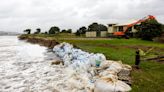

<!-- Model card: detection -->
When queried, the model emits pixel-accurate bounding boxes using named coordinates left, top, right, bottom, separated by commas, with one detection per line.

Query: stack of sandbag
left=53, top=42, right=106, bottom=72
left=53, top=42, right=132, bottom=92
left=95, top=60, right=132, bottom=92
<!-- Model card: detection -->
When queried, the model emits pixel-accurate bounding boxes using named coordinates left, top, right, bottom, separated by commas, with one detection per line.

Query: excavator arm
left=123, top=15, right=156, bottom=33
left=113, top=15, right=156, bottom=37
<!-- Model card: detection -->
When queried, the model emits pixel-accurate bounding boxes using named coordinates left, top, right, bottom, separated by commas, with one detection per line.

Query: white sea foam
left=0, top=36, right=62, bottom=92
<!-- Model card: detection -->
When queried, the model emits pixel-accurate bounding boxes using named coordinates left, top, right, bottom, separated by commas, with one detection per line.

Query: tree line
left=23, top=22, right=108, bottom=36
left=23, top=26, right=72, bottom=35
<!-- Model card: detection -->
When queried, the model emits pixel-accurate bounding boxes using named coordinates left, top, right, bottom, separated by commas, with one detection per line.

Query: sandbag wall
left=53, top=42, right=132, bottom=92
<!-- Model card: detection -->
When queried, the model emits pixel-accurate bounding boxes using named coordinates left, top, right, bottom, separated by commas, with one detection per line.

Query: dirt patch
left=124, top=45, right=152, bottom=50
left=98, top=44, right=151, bottom=50
left=98, top=44, right=120, bottom=49
left=98, top=44, right=164, bottom=52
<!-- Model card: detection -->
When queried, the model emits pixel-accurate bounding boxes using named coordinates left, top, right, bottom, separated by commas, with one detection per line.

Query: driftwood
left=145, top=55, right=164, bottom=62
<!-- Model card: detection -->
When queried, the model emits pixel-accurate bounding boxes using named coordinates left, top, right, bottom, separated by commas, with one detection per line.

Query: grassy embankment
left=20, top=33, right=164, bottom=92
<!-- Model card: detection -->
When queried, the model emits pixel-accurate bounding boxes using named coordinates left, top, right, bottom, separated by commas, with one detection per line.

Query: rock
left=51, top=60, right=62, bottom=65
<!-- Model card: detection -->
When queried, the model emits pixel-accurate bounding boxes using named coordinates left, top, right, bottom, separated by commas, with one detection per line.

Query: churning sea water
left=0, top=36, right=61, bottom=92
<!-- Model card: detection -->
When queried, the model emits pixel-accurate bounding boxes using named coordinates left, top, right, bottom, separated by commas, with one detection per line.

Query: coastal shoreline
left=18, top=35, right=59, bottom=49
left=17, top=34, right=164, bottom=91
left=18, top=35, right=132, bottom=91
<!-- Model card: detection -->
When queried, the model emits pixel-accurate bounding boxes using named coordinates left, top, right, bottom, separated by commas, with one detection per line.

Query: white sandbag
left=67, top=78, right=85, bottom=90
left=78, top=73, right=95, bottom=92
left=99, top=71, right=118, bottom=82
left=107, top=62, right=123, bottom=73
left=94, top=78, right=131, bottom=92
left=85, top=80, right=95, bottom=92
left=122, top=64, right=132, bottom=71
left=100, top=60, right=114, bottom=69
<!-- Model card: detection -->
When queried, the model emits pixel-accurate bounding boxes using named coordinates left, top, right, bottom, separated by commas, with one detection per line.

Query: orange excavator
left=113, top=15, right=156, bottom=38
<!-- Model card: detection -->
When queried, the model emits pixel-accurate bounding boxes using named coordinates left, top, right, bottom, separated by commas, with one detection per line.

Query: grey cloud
left=0, top=0, right=163, bottom=32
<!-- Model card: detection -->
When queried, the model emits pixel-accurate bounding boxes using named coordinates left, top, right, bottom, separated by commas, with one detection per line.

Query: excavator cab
left=113, top=32, right=124, bottom=36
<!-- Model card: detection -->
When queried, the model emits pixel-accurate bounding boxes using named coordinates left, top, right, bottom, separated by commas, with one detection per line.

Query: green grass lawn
left=20, top=34, right=164, bottom=92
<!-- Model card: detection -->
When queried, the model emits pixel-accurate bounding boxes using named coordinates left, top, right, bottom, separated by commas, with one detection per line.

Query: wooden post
left=135, top=49, right=140, bottom=69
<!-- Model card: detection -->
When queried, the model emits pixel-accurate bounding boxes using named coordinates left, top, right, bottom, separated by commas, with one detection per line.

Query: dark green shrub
left=136, top=19, right=163, bottom=40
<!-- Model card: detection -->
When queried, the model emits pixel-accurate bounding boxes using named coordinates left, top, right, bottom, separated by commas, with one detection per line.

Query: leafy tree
left=88, top=22, right=99, bottom=31
left=67, top=29, right=72, bottom=33
left=24, top=29, right=31, bottom=34
left=60, top=29, right=72, bottom=33
left=76, top=29, right=81, bottom=36
left=136, top=19, right=163, bottom=40
left=88, top=22, right=107, bottom=32
left=99, top=24, right=108, bottom=31
left=45, top=31, right=48, bottom=34
left=61, top=29, right=67, bottom=33
left=34, top=28, right=41, bottom=34
left=36, top=28, right=41, bottom=33
left=49, top=26, right=60, bottom=34
left=76, top=26, right=87, bottom=36
left=79, top=26, right=87, bottom=34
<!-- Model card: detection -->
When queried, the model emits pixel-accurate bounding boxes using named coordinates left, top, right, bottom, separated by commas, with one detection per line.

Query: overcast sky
left=0, top=0, right=164, bottom=33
